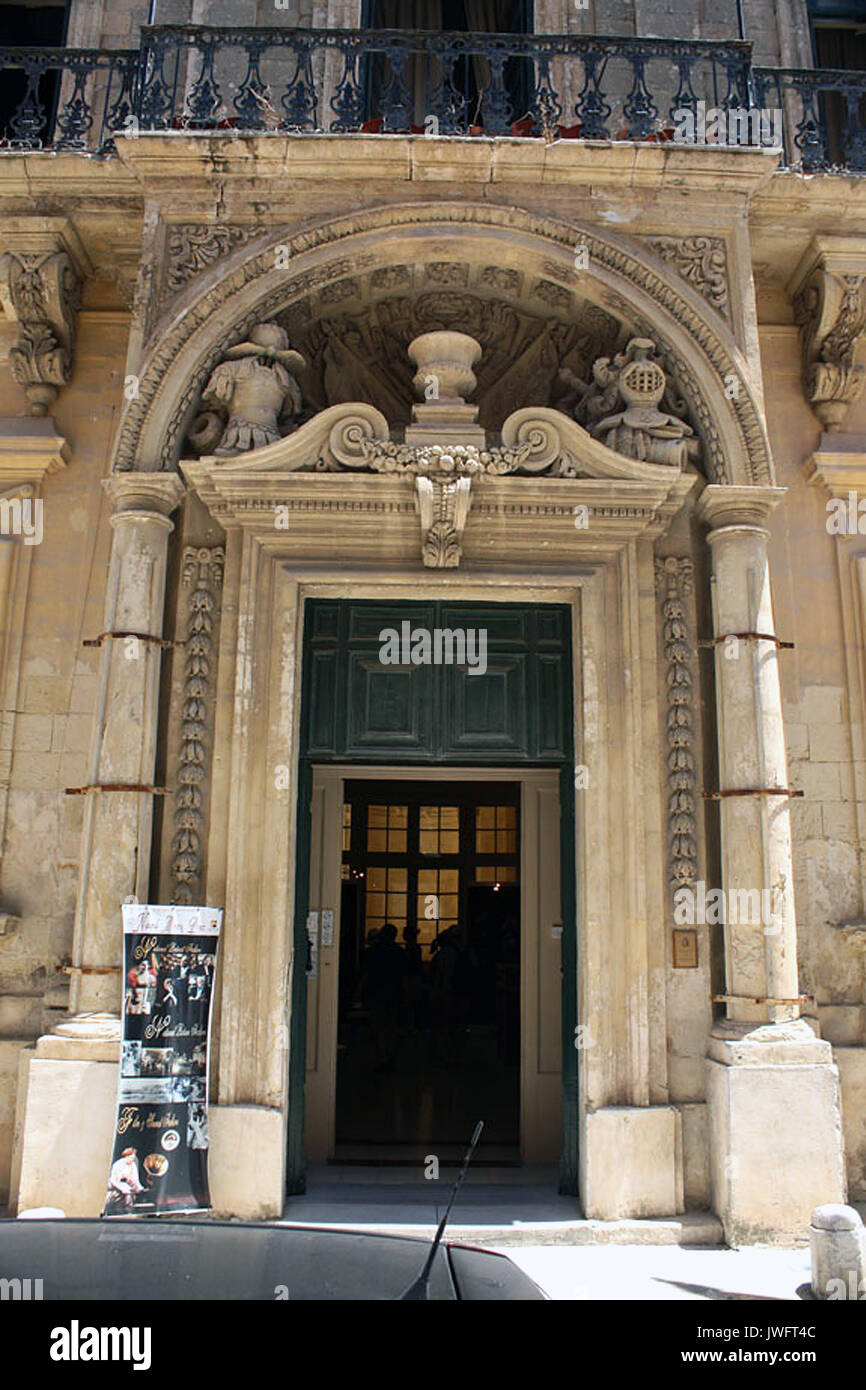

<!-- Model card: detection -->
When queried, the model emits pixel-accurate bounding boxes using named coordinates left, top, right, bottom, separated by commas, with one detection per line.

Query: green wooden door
left=287, top=600, right=578, bottom=1192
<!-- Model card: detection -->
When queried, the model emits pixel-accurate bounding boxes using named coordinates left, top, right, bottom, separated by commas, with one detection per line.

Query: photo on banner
left=103, top=904, right=222, bottom=1216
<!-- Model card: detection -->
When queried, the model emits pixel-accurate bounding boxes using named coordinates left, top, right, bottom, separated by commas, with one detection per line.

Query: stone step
left=279, top=1211, right=725, bottom=1247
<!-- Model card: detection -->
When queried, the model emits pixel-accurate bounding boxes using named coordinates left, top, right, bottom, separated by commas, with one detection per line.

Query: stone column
left=63, top=473, right=185, bottom=1029
left=13, top=472, right=184, bottom=1214
left=697, top=484, right=846, bottom=1244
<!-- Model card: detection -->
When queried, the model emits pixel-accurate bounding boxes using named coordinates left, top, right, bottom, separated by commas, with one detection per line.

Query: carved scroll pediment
left=182, top=327, right=697, bottom=568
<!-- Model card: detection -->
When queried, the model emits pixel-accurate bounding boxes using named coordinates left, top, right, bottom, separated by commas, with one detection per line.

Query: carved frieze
left=655, top=556, right=698, bottom=904
left=171, top=545, right=225, bottom=905
left=646, top=236, right=730, bottom=324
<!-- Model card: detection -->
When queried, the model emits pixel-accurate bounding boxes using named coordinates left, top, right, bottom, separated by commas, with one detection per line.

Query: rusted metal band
left=64, top=784, right=170, bottom=795
left=713, top=993, right=814, bottom=1006
left=83, top=631, right=180, bottom=649
left=698, top=632, right=794, bottom=649
left=60, top=964, right=123, bottom=975
left=702, top=787, right=804, bottom=799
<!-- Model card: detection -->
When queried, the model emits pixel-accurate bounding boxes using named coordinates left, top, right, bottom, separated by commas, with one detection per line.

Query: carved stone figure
left=197, top=323, right=305, bottom=457
left=583, top=338, right=699, bottom=468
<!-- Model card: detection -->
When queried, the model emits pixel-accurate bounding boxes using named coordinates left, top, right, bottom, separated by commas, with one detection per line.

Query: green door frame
left=286, top=598, right=578, bottom=1195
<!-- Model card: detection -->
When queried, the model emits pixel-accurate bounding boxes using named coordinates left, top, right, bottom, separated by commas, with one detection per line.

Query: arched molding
left=113, top=202, right=772, bottom=487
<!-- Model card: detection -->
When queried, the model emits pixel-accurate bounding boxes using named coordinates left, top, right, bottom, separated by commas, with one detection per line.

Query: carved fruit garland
left=656, top=557, right=698, bottom=902
left=171, top=546, right=224, bottom=904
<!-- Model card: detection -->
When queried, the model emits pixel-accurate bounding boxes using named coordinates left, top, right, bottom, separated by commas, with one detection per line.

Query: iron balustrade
left=754, top=65, right=866, bottom=171
left=0, top=26, right=862, bottom=172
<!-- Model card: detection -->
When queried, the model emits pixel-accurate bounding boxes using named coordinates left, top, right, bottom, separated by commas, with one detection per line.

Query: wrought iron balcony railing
left=0, top=26, right=863, bottom=172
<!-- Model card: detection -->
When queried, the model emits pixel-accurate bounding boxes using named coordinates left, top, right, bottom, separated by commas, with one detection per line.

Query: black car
left=0, top=1218, right=547, bottom=1300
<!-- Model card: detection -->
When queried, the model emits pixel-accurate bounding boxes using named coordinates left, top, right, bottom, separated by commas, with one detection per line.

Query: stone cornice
left=114, top=133, right=781, bottom=203
left=0, top=416, right=70, bottom=482
left=805, top=433, right=866, bottom=497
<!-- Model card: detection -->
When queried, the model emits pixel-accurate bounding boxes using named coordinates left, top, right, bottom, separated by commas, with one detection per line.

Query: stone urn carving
left=408, top=330, right=482, bottom=404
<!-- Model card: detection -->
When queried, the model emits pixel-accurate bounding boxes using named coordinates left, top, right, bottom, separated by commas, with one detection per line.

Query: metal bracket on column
left=712, top=993, right=814, bottom=1006
left=59, top=964, right=123, bottom=975
left=702, top=787, right=804, bottom=799
left=82, top=631, right=180, bottom=649
left=698, top=632, right=795, bottom=648
left=64, top=784, right=170, bottom=795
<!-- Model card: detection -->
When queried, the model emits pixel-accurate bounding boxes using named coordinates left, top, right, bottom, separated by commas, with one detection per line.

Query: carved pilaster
left=789, top=238, right=866, bottom=434
left=0, top=221, right=88, bottom=416
left=655, top=556, right=698, bottom=905
left=171, top=546, right=225, bottom=904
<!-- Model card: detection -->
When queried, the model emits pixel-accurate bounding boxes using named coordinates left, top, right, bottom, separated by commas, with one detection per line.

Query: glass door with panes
left=334, top=780, right=520, bottom=1160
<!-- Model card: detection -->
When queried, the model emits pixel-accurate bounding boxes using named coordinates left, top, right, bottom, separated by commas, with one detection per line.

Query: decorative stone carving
left=171, top=546, right=225, bottom=905
left=425, top=262, right=469, bottom=286
left=533, top=279, right=572, bottom=310
left=793, top=269, right=866, bottom=433
left=655, top=556, right=698, bottom=902
left=788, top=238, right=866, bottom=433
left=192, top=323, right=306, bottom=457
left=0, top=249, right=82, bottom=415
left=371, top=265, right=411, bottom=291
left=111, top=205, right=771, bottom=483
left=415, top=475, right=472, bottom=568
left=566, top=338, right=700, bottom=469
left=646, top=236, right=730, bottom=323
left=165, top=224, right=253, bottom=298
left=479, top=266, right=522, bottom=294
left=361, top=440, right=532, bottom=476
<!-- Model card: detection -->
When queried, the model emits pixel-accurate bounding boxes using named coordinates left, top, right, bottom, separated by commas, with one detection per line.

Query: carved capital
left=104, top=472, right=186, bottom=520
left=0, top=245, right=83, bottom=416
left=696, top=484, right=786, bottom=531
left=789, top=238, right=866, bottom=434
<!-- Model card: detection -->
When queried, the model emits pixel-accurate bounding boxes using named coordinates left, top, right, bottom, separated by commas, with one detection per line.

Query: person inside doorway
left=401, top=922, right=424, bottom=1033
left=364, top=923, right=405, bottom=1073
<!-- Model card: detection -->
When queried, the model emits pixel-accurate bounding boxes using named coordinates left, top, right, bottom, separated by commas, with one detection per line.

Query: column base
left=209, top=1105, right=285, bottom=1219
left=12, top=1027, right=119, bottom=1216
left=582, top=1106, right=682, bottom=1219
left=707, top=1019, right=846, bottom=1246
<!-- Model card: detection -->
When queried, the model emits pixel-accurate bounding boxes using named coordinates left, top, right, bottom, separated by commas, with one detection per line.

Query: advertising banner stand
left=103, top=904, right=222, bottom=1216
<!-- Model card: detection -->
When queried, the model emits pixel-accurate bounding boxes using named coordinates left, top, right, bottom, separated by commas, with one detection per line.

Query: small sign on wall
left=672, top=928, right=699, bottom=969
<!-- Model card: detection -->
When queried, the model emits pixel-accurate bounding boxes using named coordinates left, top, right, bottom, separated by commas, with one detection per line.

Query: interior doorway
left=303, top=765, right=562, bottom=1169
left=335, top=780, right=521, bottom=1160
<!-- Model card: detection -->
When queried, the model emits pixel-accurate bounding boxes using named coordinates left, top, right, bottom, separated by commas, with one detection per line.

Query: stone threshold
left=276, top=1212, right=725, bottom=1247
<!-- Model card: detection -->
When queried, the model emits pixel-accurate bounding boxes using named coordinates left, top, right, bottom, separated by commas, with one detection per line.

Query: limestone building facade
left=0, top=0, right=865, bottom=1243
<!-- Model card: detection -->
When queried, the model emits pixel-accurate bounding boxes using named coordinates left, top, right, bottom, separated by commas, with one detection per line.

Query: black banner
left=103, top=905, right=222, bottom=1217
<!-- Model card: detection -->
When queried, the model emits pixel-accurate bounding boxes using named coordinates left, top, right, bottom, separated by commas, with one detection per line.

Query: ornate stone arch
left=114, top=202, right=773, bottom=487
